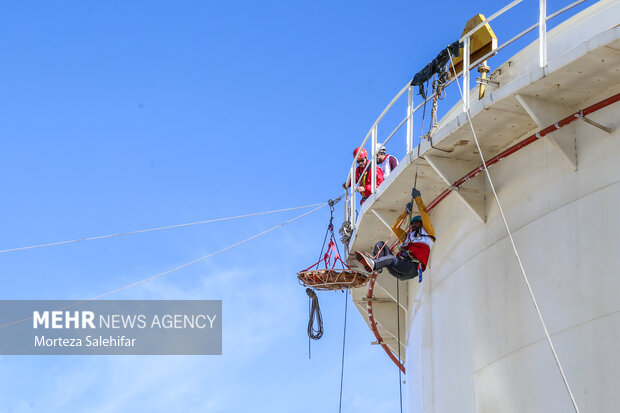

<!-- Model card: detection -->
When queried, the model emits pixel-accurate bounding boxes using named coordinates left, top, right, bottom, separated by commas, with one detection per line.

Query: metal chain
left=424, top=66, right=450, bottom=140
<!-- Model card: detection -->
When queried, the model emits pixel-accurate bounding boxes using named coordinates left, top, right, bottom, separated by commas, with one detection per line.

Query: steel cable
left=0, top=203, right=325, bottom=254
left=0, top=203, right=327, bottom=329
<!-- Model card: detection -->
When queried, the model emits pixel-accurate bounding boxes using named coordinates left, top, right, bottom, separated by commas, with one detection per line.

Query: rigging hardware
left=297, top=196, right=368, bottom=291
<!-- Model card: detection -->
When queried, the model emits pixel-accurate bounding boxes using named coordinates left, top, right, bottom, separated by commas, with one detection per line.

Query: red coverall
left=354, top=163, right=384, bottom=204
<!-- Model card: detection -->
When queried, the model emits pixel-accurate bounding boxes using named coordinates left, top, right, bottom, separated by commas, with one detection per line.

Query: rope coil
left=306, top=288, right=323, bottom=341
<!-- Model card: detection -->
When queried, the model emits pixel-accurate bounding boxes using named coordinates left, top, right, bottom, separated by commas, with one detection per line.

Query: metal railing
left=344, top=0, right=589, bottom=229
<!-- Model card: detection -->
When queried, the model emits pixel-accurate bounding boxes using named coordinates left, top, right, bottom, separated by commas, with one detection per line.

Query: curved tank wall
left=405, top=97, right=620, bottom=412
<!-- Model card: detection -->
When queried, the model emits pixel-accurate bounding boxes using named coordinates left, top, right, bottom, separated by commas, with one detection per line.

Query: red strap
left=300, top=238, right=350, bottom=272
left=301, top=259, right=323, bottom=273
left=327, top=241, right=337, bottom=268
left=328, top=239, right=350, bottom=270
left=323, top=250, right=330, bottom=268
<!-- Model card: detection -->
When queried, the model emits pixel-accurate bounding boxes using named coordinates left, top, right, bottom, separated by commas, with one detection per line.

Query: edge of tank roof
left=353, top=30, right=620, bottom=232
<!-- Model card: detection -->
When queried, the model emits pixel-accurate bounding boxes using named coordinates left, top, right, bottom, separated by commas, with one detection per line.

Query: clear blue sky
left=0, top=0, right=588, bottom=412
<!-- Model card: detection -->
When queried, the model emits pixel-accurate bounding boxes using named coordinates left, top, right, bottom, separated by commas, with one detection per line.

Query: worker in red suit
left=344, top=147, right=384, bottom=205
left=355, top=188, right=435, bottom=281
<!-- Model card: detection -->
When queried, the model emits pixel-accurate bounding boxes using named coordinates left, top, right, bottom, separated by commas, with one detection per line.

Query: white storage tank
left=346, top=1, right=620, bottom=411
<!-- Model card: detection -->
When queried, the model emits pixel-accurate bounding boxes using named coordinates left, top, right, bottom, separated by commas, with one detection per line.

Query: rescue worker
left=354, top=188, right=435, bottom=280
left=376, top=145, right=398, bottom=179
left=345, top=147, right=384, bottom=205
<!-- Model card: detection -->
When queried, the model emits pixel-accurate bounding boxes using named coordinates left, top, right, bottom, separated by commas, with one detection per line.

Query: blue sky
left=0, top=0, right=590, bottom=412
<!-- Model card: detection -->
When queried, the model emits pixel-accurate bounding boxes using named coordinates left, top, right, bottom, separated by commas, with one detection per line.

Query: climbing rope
left=446, top=48, right=581, bottom=413
left=0, top=203, right=326, bottom=254
left=405, top=186, right=424, bottom=284
left=338, top=290, right=349, bottom=413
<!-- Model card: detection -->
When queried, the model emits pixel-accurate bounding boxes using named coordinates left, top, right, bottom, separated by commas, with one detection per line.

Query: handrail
left=548, top=0, right=587, bottom=21
left=465, top=0, right=587, bottom=77
left=345, top=86, right=442, bottom=186
left=459, top=0, right=523, bottom=42
left=344, top=0, right=591, bottom=228
left=345, top=83, right=410, bottom=182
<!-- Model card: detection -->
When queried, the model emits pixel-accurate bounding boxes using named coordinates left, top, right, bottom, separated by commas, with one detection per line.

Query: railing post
left=350, top=165, right=356, bottom=224
left=371, top=124, right=377, bottom=193
left=406, top=86, right=414, bottom=154
left=463, top=36, right=470, bottom=112
left=368, top=123, right=377, bottom=194
left=539, top=0, right=547, bottom=70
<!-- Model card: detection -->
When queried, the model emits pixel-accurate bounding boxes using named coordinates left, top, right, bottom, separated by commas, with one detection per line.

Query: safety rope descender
left=297, top=198, right=369, bottom=291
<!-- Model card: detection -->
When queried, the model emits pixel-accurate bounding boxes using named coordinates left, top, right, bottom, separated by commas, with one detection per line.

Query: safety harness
left=397, top=228, right=436, bottom=283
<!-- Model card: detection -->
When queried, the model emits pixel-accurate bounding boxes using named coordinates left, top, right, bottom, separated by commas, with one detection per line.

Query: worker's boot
left=354, top=250, right=375, bottom=273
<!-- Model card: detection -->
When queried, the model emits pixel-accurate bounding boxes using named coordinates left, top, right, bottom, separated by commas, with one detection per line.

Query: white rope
left=447, top=49, right=580, bottom=413
left=0, top=203, right=325, bottom=254
left=0, top=203, right=328, bottom=329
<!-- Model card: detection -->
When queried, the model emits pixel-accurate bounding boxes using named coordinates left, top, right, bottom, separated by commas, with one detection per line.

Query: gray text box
left=0, top=300, right=222, bottom=355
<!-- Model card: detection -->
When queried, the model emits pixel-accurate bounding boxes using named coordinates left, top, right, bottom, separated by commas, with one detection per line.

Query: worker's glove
left=406, top=202, right=413, bottom=213
left=411, top=188, right=421, bottom=198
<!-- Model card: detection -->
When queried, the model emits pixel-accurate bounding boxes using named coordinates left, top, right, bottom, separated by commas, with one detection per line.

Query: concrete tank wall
left=405, top=100, right=620, bottom=412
